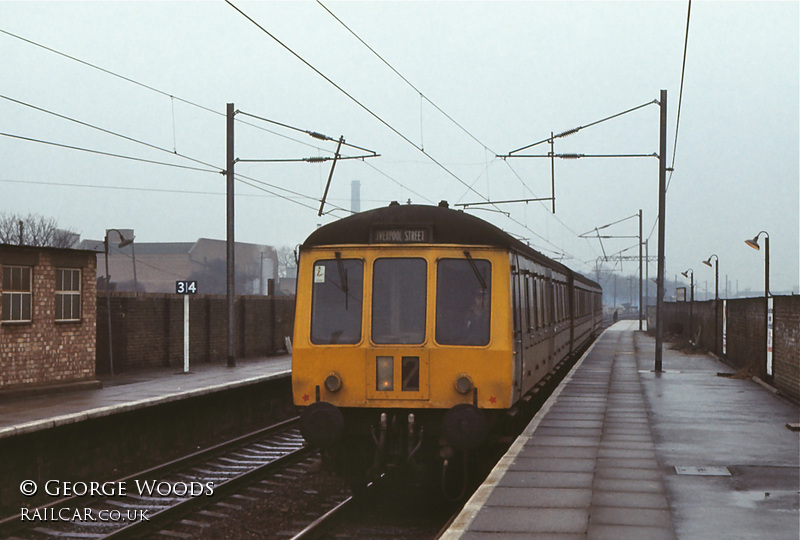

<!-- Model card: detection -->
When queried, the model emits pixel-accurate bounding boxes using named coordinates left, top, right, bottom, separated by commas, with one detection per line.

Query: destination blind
left=370, top=227, right=432, bottom=244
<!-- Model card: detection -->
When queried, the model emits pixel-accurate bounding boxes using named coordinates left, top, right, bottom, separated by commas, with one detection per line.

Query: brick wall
left=654, top=296, right=799, bottom=402
left=773, top=296, right=800, bottom=400
left=0, top=246, right=97, bottom=389
left=95, top=293, right=295, bottom=372
left=725, top=297, right=765, bottom=373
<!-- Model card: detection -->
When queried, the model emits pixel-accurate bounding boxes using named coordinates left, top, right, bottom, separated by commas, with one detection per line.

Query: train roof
left=303, top=202, right=600, bottom=290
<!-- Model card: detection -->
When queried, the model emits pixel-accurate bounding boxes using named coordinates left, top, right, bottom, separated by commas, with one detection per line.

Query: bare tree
left=0, top=212, right=78, bottom=248
left=276, top=245, right=298, bottom=278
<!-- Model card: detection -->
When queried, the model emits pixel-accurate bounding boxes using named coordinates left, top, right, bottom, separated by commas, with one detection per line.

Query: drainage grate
left=675, top=466, right=731, bottom=476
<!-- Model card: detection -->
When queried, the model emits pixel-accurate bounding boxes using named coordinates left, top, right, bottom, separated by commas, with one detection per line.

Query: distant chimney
left=351, top=180, right=361, bottom=213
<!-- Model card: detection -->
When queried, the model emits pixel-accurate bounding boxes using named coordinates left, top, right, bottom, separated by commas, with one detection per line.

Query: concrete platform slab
left=443, top=320, right=799, bottom=539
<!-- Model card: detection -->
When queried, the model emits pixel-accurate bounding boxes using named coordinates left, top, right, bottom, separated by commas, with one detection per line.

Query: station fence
left=96, top=293, right=295, bottom=374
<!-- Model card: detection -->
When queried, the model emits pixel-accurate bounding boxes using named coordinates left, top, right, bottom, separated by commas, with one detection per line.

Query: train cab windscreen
left=371, top=258, right=427, bottom=344
left=436, top=258, right=491, bottom=346
left=310, top=259, right=364, bottom=344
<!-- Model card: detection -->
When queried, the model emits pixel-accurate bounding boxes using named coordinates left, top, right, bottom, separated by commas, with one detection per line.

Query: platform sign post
left=722, top=299, right=727, bottom=357
left=176, top=281, right=198, bottom=373
left=766, top=296, right=774, bottom=377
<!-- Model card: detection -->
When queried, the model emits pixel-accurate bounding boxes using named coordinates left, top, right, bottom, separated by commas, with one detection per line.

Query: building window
left=2, top=266, right=32, bottom=323
left=56, top=268, right=81, bottom=321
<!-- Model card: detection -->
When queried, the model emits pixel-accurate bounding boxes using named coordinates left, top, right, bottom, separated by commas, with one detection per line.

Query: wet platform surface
left=444, top=320, right=800, bottom=540
left=0, top=355, right=291, bottom=439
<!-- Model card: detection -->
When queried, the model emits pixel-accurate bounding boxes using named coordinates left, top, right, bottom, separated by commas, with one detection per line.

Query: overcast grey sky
left=2, top=1, right=797, bottom=295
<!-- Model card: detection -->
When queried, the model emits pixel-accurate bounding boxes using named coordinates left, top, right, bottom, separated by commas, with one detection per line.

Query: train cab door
left=510, top=254, right=525, bottom=402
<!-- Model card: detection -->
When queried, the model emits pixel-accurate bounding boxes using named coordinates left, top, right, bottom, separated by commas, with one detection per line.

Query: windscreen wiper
left=335, top=251, right=349, bottom=310
left=463, top=251, right=487, bottom=291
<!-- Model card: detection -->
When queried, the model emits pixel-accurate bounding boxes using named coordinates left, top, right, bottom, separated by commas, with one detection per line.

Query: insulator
left=305, top=156, right=327, bottom=163
left=307, top=131, right=329, bottom=141
left=561, top=153, right=583, bottom=159
left=557, top=127, right=581, bottom=138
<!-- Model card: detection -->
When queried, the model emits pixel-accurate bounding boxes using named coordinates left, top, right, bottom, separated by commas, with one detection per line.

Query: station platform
left=444, top=320, right=800, bottom=540
left=0, top=355, right=292, bottom=440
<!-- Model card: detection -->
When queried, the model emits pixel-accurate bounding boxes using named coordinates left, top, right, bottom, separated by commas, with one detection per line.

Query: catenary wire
left=226, top=0, right=586, bottom=262
left=4, top=15, right=559, bottom=257
left=315, top=0, right=563, bottom=245
left=224, top=0, right=489, bottom=203
left=666, top=0, right=691, bottom=193
left=647, top=0, right=692, bottom=240
left=316, top=1, right=498, bottom=156
left=0, top=26, right=436, bottom=207
left=2, top=95, right=352, bottom=214
left=0, top=178, right=389, bottom=205
left=0, top=28, right=336, bottom=155
left=0, top=132, right=219, bottom=174
left=0, top=93, right=220, bottom=172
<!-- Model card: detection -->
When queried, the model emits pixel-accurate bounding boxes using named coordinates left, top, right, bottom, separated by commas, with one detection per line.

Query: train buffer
left=443, top=320, right=799, bottom=540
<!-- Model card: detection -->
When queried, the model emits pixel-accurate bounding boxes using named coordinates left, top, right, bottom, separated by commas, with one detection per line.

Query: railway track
left=280, top=337, right=595, bottom=540
left=0, top=417, right=323, bottom=539
left=285, top=479, right=461, bottom=540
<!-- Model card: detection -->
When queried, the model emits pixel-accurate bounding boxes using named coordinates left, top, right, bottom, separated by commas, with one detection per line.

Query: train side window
left=372, top=258, right=427, bottom=344
left=535, top=278, right=543, bottom=329
left=310, top=259, right=364, bottom=345
left=555, top=284, right=560, bottom=322
left=526, top=275, right=535, bottom=332
left=436, top=258, right=491, bottom=346
left=523, top=275, right=530, bottom=333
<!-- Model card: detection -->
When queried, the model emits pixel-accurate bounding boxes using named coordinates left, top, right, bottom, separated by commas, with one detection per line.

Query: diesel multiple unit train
left=292, top=201, right=602, bottom=492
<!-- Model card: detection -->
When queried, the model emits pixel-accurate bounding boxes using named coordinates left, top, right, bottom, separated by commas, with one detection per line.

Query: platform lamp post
left=104, top=229, right=134, bottom=376
left=681, top=269, right=694, bottom=342
left=702, top=254, right=719, bottom=354
left=745, top=231, right=770, bottom=378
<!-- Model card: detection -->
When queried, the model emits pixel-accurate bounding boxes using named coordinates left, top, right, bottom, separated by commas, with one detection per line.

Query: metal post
left=765, top=235, right=770, bottom=378
left=655, top=89, right=667, bottom=372
left=645, top=239, right=649, bottom=321
left=638, top=209, right=643, bottom=330
left=765, top=235, right=770, bottom=299
left=104, top=236, right=114, bottom=376
left=714, top=258, right=719, bottom=354
left=184, top=294, right=190, bottom=373
left=131, top=241, right=139, bottom=293
left=550, top=132, right=556, bottom=213
left=227, top=103, right=236, bottom=367
left=689, top=272, right=693, bottom=342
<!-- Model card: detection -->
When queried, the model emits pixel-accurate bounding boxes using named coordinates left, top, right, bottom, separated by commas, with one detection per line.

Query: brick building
left=0, top=244, right=97, bottom=390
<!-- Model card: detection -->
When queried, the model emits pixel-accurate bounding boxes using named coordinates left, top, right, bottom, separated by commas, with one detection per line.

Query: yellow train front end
left=292, top=241, right=514, bottom=486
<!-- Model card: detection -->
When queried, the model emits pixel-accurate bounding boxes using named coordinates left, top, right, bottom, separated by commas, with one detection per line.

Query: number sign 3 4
left=176, top=280, right=198, bottom=294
